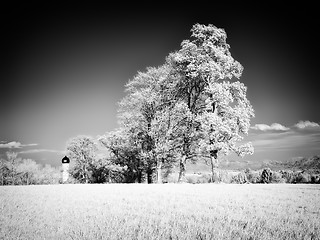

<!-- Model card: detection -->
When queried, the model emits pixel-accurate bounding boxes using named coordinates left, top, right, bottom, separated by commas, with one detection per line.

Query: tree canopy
left=98, top=23, right=254, bottom=183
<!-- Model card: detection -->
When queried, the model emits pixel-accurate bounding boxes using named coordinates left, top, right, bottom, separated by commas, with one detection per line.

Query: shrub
left=271, top=171, right=285, bottom=183
left=186, top=174, right=199, bottom=184
left=197, top=173, right=211, bottom=183
left=218, top=170, right=233, bottom=183
left=311, top=174, right=320, bottom=184
left=295, top=172, right=311, bottom=183
left=109, top=165, right=127, bottom=183
left=261, top=168, right=272, bottom=183
left=231, top=171, right=248, bottom=184
left=250, top=171, right=261, bottom=183
left=244, top=168, right=261, bottom=183
left=280, top=170, right=294, bottom=183
left=165, top=172, right=179, bottom=183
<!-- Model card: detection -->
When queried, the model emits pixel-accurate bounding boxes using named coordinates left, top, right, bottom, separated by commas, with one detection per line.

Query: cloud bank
left=0, top=141, right=63, bottom=158
left=294, top=120, right=320, bottom=129
left=18, top=149, right=64, bottom=154
left=0, top=141, right=38, bottom=149
left=251, top=121, right=320, bottom=132
left=249, top=120, right=320, bottom=158
left=251, top=123, right=289, bottom=131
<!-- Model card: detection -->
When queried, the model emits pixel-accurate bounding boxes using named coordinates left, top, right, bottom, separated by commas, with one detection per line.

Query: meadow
left=0, top=184, right=319, bottom=240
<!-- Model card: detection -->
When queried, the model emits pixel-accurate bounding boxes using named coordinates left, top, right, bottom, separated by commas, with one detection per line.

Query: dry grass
left=0, top=184, right=319, bottom=239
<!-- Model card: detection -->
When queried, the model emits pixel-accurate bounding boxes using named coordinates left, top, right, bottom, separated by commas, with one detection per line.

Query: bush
left=261, top=168, right=272, bottom=183
left=186, top=174, right=199, bottom=184
left=185, top=173, right=212, bottom=184
left=271, top=171, right=285, bottom=183
left=218, top=170, right=233, bottom=183
left=280, top=170, right=294, bottom=183
left=244, top=169, right=261, bottom=183
left=311, top=174, right=320, bottom=183
left=197, top=173, right=211, bottom=183
left=295, top=172, right=311, bottom=183
left=109, top=165, right=127, bottom=183
left=231, top=171, right=248, bottom=184
left=164, top=172, right=179, bottom=183
left=279, top=171, right=317, bottom=184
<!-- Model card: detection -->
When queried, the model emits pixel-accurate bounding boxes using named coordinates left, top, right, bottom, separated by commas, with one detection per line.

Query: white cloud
left=0, top=141, right=38, bottom=149
left=18, top=149, right=64, bottom=154
left=294, top=120, right=320, bottom=129
left=0, top=141, right=21, bottom=148
left=251, top=123, right=289, bottom=131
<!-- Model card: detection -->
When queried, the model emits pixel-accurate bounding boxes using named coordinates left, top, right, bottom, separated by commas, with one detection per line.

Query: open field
left=0, top=184, right=319, bottom=240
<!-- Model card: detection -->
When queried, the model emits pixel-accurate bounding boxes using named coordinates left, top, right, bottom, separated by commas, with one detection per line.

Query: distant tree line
left=183, top=168, right=320, bottom=184
left=0, top=151, right=61, bottom=185
left=1, top=149, right=319, bottom=185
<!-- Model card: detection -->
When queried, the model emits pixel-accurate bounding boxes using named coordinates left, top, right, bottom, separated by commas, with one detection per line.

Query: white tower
left=62, top=156, right=70, bottom=183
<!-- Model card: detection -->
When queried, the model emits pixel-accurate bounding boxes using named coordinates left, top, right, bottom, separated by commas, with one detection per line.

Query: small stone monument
left=62, top=156, right=70, bottom=183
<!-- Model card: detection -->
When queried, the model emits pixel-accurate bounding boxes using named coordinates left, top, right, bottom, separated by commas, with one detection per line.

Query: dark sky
left=1, top=3, right=319, bottom=167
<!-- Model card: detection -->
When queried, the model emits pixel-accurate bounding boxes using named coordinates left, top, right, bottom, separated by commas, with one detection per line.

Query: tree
left=0, top=157, right=10, bottom=185
left=166, top=23, right=253, bottom=181
left=101, top=65, right=177, bottom=183
left=35, top=164, right=61, bottom=185
left=196, top=81, right=254, bottom=182
left=99, top=23, right=254, bottom=184
left=99, top=129, right=139, bottom=183
left=6, top=151, right=21, bottom=185
left=17, top=159, right=39, bottom=185
left=151, top=101, right=194, bottom=182
left=66, top=135, right=98, bottom=183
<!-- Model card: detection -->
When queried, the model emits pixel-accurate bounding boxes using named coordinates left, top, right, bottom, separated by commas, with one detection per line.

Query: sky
left=1, top=3, right=319, bottom=168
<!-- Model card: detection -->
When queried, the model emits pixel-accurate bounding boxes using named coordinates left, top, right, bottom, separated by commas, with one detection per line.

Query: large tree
left=166, top=23, right=251, bottom=181
left=196, top=81, right=254, bottom=182
left=100, top=23, right=254, bottom=183
left=100, top=65, right=179, bottom=183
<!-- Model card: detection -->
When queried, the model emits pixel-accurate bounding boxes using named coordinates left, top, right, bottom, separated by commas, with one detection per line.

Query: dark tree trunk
left=137, top=169, right=142, bottom=183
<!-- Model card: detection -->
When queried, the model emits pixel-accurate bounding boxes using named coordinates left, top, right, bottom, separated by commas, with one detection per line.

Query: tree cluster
left=0, top=152, right=61, bottom=185
left=65, top=135, right=128, bottom=184
left=66, top=23, right=255, bottom=184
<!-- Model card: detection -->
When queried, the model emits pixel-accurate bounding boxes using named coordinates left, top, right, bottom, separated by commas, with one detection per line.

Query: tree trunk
left=108, top=171, right=111, bottom=183
left=147, top=171, right=153, bottom=184
left=84, top=165, right=88, bottom=184
left=156, top=161, right=162, bottom=184
left=136, top=170, right=141, bottom=183
left=178, top=155, right=187, bottom=183
left=26, top=173, right=29, bottom=185
left=143, top=171, right=148, bottom=184
left=11, top=171, right=15, bottom=185
left=210, top=156, right=219, bottom=183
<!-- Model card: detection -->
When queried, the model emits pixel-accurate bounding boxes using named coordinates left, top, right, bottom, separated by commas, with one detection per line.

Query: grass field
left=0, top=184, right=319, bottom=240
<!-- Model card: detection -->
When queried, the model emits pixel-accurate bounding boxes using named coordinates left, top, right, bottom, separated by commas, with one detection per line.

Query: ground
left=0, top=184, right=319, bottom=239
